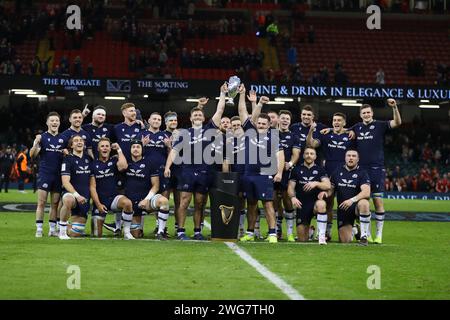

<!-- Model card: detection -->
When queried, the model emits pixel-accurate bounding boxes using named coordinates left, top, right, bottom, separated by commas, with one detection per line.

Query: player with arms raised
left=351, top=99, right=401, bottom=243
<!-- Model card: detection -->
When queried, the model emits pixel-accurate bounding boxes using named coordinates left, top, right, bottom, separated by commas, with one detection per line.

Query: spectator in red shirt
left=436, top=173, right=449, bottom=193
left=422, top=143, right=433, bottom=163
left=420, top=164, right=431, bottom=182
left=411, top=176, right=418, bottom=191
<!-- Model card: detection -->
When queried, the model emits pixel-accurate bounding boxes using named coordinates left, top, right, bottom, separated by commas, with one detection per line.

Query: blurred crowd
left=384, top=123, right=450, bottom=193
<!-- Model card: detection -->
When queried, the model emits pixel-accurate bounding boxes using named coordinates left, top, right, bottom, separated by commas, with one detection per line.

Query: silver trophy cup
left=226, top=76, right=241, bottom=106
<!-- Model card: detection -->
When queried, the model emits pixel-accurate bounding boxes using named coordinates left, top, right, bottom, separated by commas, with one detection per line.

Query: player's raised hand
left=291, top=197, right=302, bottom=209
left=33, top=134, right=42, bottom=146
left=82, top=104, right=91, bottom=117
left=247, top=89, right=257, bottom=102
left=310, top=122, right=317, bottom=131
left=387, top=98, right=397, bottom=108
left=259, top=96, right=270, bottom=105
left=111, top=143, right=120, bottom=150
left=238, top=83, right=245, bottom=94
left=62, top=148, right=70, bottom=156
left=220, top=82, right=228, bottom=94
left=198, top=97, right=209, bottom=107
left=136, top=119, right=146, bottom=129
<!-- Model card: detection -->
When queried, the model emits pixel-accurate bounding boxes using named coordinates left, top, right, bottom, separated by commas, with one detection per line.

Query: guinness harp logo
left=219, top=205, right=234, bottom=225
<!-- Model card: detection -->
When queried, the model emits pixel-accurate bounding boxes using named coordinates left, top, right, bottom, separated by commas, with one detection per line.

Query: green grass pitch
left=0, top=190, right=449, bottom=299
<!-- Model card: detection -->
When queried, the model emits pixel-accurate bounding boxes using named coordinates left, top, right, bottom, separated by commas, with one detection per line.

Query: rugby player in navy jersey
left=164, top=87, right=226, bottom=241
left=237, top=85, right=284, bottom=243
left=288, top=147, right=330, bottom=244
left=239, top=87, right=270, bottom=239
left=113, top=103, right=144, bottom=161
left=351, top=99, right=402, bottom=244
left=82, top=106, right=114, bottom=159
left=137, top=112, right=171, bottom=236
left=275, top=110, right=300, bottom=242
left=30, top=112, right=64, bottom=237
left=59, top=135, right=92, bottom=240
left=125, top=140, right=170, bottom=240
left=306, top=112, right=355, bottom=241
left=161, top=111, right=181, bottom=234
left=89, top=138, right=132, bottom=238
left=267, top=111, right=279, bottom=129
left=223, top=115, right=247, bottom=237
left=220, top=116, right=231, bottom=132
left=329, top=150, right=372, bottom=245
left=290, top=105, right=326, bottom=154
left=60, top=109, right=94, bottom=159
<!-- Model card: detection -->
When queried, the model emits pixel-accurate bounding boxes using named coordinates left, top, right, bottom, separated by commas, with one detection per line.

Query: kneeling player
left=125, top=140, right=170, bottom=240
left=287, top=148, right=330, bottom=244
left=59, top=135, right=92, bottom=240
left=90, top=138, right=133, bottom=237
left=329, top=150, right=372, bottom=245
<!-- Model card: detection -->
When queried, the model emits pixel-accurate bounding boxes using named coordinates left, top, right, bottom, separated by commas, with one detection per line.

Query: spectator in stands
left=180, top=48, right=190, bottom=67
left=422, top=142, right=433, bottom=163
left=287, top=45, right=297, bottom=66
left=292, top=63, right=303, bottom=82
left=14, top=59, right=22, bottom=74
left=392, top=165, right=403, bottom=179
left=394, top=177, right=407, bottom=192
left=335, top=67, right=349, bottom=85
left=187, top=1, right=196, bottom=18
left=159, top=49, right=168, bottom=67
left=37, top=56, right=52, bottom=76
left=436, top=63, right=448, bottom=86
left=266, top=20, right=279, bottom=46
left=410, top=175, right=418, bottom=191
left=310, top=71, right=320, bottom=85
left=0, top=60, right=14, bottom=74
left=436, top=173, right=449, bottom=193
left=60, top=55, right=69, bottom=74
left=434, top=148, right=442, bottom=164
left=319, top=66, right=329, bottom=85
left=376, top=68, right=385, bottom=84
left=307, top=25, right=315, bottom=44
left=53, top=64, right=61, bottom=76
left=385, top=177, right=393, bottom=191
left=129, top=53, right=136, bottom=72
left=29, top=57, right=39, bottom=75
left=73, top=56, right=82, bottom=77
left=87, top=63, right=94, bottom=78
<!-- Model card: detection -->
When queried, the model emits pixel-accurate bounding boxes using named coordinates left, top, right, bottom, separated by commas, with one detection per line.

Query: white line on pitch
left=203, top=221, right=305, bottom=300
